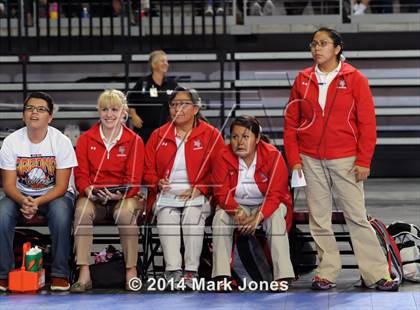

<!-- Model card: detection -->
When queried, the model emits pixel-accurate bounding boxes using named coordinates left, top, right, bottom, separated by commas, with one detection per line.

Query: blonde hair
left=148, top=50, right=167, bottom=71
left=97, top=89, right=128, bottom=110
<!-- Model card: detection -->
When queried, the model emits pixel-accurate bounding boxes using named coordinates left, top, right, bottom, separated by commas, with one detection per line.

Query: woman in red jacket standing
left=212, top=115, right=295, bottom=291
left=144, top=86, right=224, bottom=289
left=71, top=89, right=144, bottom=292
left=283, top=27, right=398, bottom=291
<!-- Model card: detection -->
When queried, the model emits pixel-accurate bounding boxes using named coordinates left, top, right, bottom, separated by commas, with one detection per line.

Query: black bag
left=89, top=246, right=126, bottom=288
left=289, top=226, right=317, bottom=275
left=90, top=259, right=126, bottom=289
left=231, top=233, right=273, bottom=285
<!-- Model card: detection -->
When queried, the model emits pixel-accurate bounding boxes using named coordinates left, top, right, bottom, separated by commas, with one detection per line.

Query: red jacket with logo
left=144, top=120, right=224, bottom=212
left=74, top=122, right=144, bottom=198
left=211, top=141, right=293, bottom=231
left=284, top=62, right=377, bottom=169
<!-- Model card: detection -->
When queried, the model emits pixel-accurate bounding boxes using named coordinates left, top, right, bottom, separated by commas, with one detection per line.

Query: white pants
left=155, top=203, right=210, bottom=272
left=212, top=203, right=295, bottom=280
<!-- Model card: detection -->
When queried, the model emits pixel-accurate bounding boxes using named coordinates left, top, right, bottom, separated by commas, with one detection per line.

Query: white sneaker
left=205, top=4, right=214, bottom=16
left=216, top=6, right=224, bottom=15
left=263, top=0, right=276, bottom=16
left=250, top=1, right=263, bottom=16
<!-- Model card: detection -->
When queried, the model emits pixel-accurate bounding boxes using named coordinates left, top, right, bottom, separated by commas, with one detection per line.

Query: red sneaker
left=50, top=277, right=70, bottom=291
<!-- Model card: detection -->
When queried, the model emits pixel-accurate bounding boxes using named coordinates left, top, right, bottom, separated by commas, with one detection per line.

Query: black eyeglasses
left=309, top=40, right=334, bottom=49
left=169, top=100, right=194, bottom=109
left=24, top=105, right=50, bottom=113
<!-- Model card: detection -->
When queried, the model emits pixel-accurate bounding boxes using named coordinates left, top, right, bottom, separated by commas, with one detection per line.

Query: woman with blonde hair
left=128, top=50, right=178, bottom=143
left=71, top=89, right=144, bottom=292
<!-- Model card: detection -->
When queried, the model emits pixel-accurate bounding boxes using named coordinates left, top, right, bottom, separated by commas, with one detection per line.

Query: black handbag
left=90, top=258, right=126, bottom=288
left=89, top=246, right=126, bottom=288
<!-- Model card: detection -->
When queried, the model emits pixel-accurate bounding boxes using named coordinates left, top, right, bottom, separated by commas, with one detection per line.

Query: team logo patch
left=259, top=172, right=268, bottom=182
left=193, top=139, right=203, bottom=150
left=338, top=79, right=347, bottom=89
left=117, top=146, right=126, bottom=157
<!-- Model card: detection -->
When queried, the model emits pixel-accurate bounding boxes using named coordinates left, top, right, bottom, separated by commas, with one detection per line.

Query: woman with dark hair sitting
left=211, top=115, right=295, bottom=291
left=144, top=86, right=224, bottom=289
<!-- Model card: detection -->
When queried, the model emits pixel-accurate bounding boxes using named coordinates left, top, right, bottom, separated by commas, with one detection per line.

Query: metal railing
left=1, top=1, right=419, bottom=53
left=0, top=0, right=233, bottom=53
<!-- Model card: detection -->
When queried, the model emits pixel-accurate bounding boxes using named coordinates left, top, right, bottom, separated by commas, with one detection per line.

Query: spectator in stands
left=144, top=86, right=224, bottom=290
left=0, top=2, right=5, bottom=18
left=128, top=50, right=178, bottom=144
left=0, top=92, right=77, bottom=292
left=249, top=0, right=276, bottom=15
left=283, top=27, right=399, bottom=291
left=211, top=115, right=295, bottom=291
left=71, top=90, right=144, bottom=293
left=205, top=0, right=225, bottom=16
left=352, top=0, right=370, bottom=14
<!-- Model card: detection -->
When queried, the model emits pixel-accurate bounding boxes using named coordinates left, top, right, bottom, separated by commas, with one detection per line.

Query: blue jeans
left=0, top=192, right=75, bottom=279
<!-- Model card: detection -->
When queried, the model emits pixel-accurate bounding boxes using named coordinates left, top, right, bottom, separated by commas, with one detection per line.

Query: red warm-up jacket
left=211, top=141, right=293, bottom=231
left=284, top=62, right=377, bottom=169
left=144, top=120, right=225, bottom=212
left=74, top=123, right=144, bottom=198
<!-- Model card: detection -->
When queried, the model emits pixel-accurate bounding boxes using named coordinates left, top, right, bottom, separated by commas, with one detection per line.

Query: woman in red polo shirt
left=144, top=86, right=224, bottom=289
left=211, top=115, right=295, bottom=290
left=283, top=27, right=398, bottom=291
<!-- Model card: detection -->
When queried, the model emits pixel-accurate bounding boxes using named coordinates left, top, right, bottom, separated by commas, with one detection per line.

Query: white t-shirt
left=0, top=126, right=78, bottom=196
left=235, top=154, right=264, bottom=206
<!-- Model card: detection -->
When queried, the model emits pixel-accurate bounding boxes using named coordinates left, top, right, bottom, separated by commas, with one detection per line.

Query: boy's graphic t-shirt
left=0, top=126, right=77, bottom=196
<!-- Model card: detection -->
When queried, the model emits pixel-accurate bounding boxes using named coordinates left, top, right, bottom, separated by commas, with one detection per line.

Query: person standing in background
left=283, top=27, right=399, bottom=291
left=128, top=50, right=178, bottom=143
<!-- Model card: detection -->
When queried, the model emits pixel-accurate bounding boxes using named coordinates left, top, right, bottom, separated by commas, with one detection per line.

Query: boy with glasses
left=0, top=92, right=77, bottom=292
